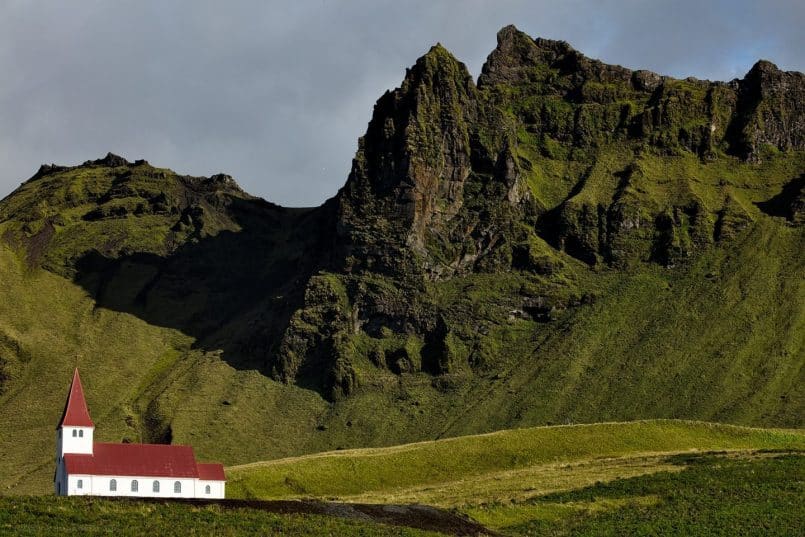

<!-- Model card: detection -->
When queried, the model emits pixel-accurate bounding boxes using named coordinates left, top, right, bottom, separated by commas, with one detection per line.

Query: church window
left=72, top=430, right=77, bottom=437
left=174, top=481, right=181, bottom=493
left=131, top=480, right=138, bottom=492
left=77, top=479, right=83, bottom=489
left=205, top=485, right=211, bottom=494
left=110, top=479, right=117, bottom=491
left=79, top=430, right=84, bottom=438
left=153, top=480, right=160, bottom=493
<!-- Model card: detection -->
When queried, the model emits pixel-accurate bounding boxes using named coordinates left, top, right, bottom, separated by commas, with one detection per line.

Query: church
left=54, top=369, right=226, bottom=498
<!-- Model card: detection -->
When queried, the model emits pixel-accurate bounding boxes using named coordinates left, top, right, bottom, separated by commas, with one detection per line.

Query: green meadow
left=226, top=420, right=804, bottom=505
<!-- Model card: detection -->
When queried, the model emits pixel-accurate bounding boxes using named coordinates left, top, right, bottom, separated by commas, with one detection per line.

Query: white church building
left=55, top=369, right=226, bottom=499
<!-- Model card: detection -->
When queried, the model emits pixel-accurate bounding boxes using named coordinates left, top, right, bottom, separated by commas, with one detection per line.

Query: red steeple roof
left=58, top=368, right=94, bottom=428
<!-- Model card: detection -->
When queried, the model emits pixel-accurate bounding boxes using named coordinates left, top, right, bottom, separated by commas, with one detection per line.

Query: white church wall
left=82, top=475, right=198, bottom=498
left=195, top=480, right=225, bottom=499
left=66, top=474, right=93, bottom=496
left=63, top=473, right=224, bottom=498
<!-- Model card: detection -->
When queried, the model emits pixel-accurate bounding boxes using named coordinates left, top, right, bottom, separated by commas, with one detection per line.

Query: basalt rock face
left=1, top=26, right=803, bottom=404
left=726, top=60, right=805, bottom=161
left=335, top=44, right=536, bottom=281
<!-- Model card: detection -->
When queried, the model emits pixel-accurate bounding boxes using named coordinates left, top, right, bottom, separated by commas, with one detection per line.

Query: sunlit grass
left=226, top=420, right=804, bottom=504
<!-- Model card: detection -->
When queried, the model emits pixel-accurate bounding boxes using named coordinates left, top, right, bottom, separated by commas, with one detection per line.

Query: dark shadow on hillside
left=72, top=196, right=337, bottom=389
left=755, top=173, right=804, bottom=222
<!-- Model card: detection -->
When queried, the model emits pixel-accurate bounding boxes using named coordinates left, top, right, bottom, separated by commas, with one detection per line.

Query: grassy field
left=226, top=420, right=805, bottom=504
left=468, top=452, right=804, bottom=536
left=223, top=423, right=804, bottom=536
left=0, top=496, right=445, bottom=537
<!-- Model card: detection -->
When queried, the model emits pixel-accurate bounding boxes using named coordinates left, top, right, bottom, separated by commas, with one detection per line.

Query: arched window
left=152, top=480, right=160, bottom=493
left=131, top=480, right=138, bottom=492
left=72, top=430, right=77, bottom=437
left=174, top=481, right=181, bottom=493
left=78, top=430, right=84, bottom=438
left=205, top=485, right=211, bottom=495
left=110, top=479, right=117, bottom=492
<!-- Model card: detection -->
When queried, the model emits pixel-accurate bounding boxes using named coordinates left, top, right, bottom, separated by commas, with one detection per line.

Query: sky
left=1, top=1, right=803, bottom=207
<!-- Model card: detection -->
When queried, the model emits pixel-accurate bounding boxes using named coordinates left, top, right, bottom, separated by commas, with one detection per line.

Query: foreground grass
left=0, top=496, right=444, bottom=537
left=227, top=420, right=805, bottom=504
left=468, top=452, right=804, bottom=536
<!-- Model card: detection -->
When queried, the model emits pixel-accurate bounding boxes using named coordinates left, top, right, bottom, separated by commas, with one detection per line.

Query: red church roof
left=58, top=368, right=94, bottom=428
left=197, top=463, right=226, bottom=481
left=64, top=442, right=225, bottom=481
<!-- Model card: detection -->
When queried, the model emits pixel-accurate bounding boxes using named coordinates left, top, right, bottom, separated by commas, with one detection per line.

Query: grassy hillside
left=226, top=421, right=804, bottom=503
left=1, top=209, right=803, bottom=495
left=225, top=424, right=804, bottom=536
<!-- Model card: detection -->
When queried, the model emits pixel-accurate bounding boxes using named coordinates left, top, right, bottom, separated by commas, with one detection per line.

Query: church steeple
left=58, top=368, right=94, bottom=428
left=56, top=369, right=94, bottom=461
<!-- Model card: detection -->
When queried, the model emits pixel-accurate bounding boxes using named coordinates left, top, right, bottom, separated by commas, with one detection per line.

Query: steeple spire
left=58, top=368, right=94, bottom=428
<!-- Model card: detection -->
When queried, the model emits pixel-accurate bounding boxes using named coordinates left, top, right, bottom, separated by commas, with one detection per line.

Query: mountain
left=0, top=25, right=803, bottom=494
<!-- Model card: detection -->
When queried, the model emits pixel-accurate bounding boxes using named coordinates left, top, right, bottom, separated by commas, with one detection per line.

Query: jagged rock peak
left=478, top=24, right=548, bottom=86
left=729, top=58, right=805, bottom=159
left=335, top=39, right=482, bottom=277
left=479, top=24, right=634, bottom=88
left=421, top=42, right=462, bottom=64
left=496, top=24, right=573, bottom=55
left=32, top=163, right=69, bottom=179
left=740, top=59, right=803, bottom=90
left=30, top=153, right=134, bottom=182
left=749, top=59, right=781, bottom=75
left=84, top=152, right=131, bottom=168
left=205, top=173, right=243, bottom=192
left=401, top=42, right=475, bottom=94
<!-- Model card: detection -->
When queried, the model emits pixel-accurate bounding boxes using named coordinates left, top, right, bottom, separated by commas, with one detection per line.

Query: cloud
left=0, top=0, right=802, bottom=206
